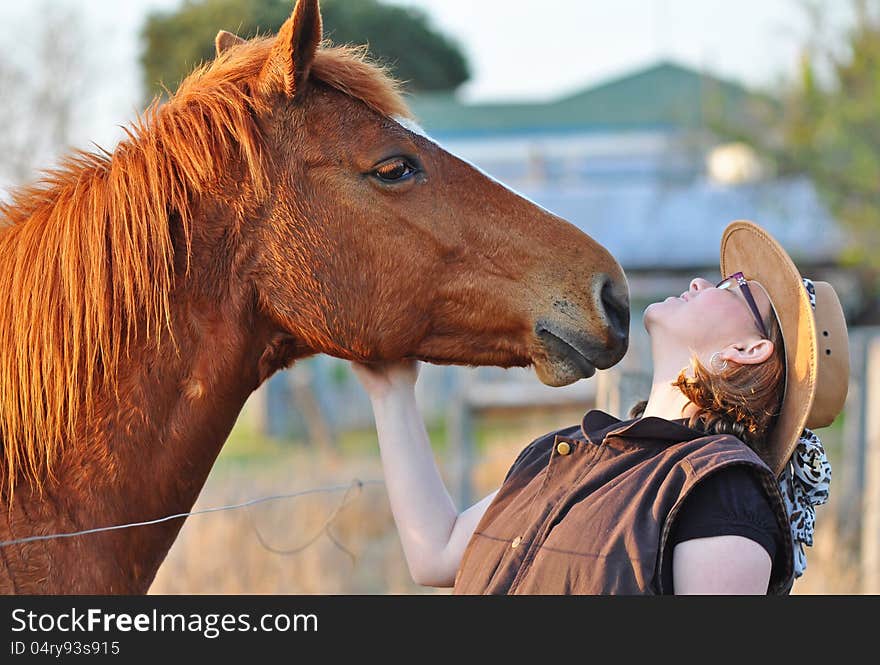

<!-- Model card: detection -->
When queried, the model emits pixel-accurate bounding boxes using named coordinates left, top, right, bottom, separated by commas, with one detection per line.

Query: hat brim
left=720, top=220, right=817, bottom=477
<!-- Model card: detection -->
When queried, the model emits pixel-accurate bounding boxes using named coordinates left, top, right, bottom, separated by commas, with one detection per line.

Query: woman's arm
left=669, top=466, right=778, bottom=594
left=351, top=360, right=497, bottom=587
left=672, top=535, right=772, bottom=594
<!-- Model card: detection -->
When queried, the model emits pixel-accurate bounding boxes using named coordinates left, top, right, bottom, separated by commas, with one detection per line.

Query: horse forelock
left=194, top=37, right=410, bottom=121
left=0, top=35, right=409, bottom=501
left=309, top=42, right=411, bottom=119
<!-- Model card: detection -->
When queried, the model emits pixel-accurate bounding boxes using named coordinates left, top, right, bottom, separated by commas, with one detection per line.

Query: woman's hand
left=350, top=359, right=420, bottom=402
left=348, top=356, right=493, bottom=587
left=350, top=357, right=450, bottom=585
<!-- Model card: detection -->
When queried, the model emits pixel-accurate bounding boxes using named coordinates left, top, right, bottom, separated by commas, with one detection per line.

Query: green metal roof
left=405, top=61, right=773, bottom=136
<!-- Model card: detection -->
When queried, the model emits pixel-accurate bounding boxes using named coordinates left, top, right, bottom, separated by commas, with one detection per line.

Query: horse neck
left=6, top=244, right=299, bottom=593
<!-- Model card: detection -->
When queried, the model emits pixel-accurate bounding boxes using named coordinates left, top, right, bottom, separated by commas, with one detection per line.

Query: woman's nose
left=690, top=277, right=713, bottom=292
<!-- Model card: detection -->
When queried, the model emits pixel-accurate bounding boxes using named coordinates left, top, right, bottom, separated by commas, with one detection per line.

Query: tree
left=0, top=5, right=86, bottom=189
left=732, top=0, right=880, bottom=317
left=140, top=0, right=470, bottom=102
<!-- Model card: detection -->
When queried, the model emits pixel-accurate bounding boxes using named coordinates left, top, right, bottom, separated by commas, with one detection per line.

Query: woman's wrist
left=369, top=381, right=417, bottom=409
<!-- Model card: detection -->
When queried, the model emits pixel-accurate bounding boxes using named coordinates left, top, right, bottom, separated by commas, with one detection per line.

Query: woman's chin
left=642, top=301, right=671, bottom=333
left=643, top=301, right=661, bottom=320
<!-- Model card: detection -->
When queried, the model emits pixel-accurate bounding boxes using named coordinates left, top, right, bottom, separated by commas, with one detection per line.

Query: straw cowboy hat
left=720, top=220, right=850, bottom=477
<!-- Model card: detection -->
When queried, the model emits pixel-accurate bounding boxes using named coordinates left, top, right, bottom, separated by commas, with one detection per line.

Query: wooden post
left=595, top=367, right=651, bottom=421
left=447, top=371, right=475, bottom=509
left=289, top=362, right=338, bottom=455
left=838, top=330, right=868, bottom=557
left=240, top=382, right=268, bottom=436
left=861, top=336, right=880, bottom=593
left=618, top=371, right=653, bottom=418
left=595, top=370, right=621, bottom=418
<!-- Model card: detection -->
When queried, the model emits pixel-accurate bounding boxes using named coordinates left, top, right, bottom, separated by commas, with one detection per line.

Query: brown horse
left=0, top=0, right=628, bottom=593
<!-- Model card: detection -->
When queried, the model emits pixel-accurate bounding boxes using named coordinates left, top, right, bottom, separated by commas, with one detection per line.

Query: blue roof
left=517, top=177, right=843, bottom=270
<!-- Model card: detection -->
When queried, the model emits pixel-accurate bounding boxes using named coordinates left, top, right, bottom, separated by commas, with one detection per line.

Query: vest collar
left=581, top=409, right=706, bottom=446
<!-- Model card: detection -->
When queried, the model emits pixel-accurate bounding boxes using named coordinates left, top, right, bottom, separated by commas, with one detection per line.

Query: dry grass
left=790, top=501, right=861, bottom=595
left=150, top=408, right=861, bottom=595
left=149, top=449, right=443, bottom=595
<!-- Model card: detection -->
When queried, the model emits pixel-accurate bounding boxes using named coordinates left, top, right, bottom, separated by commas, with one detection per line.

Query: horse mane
left=0, top=37, right=409, bottom=499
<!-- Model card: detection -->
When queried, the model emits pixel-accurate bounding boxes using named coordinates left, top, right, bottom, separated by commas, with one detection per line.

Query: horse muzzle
left=532, top=280, right=630, bottom=386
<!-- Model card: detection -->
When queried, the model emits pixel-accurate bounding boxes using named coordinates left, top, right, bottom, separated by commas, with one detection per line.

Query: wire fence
left=0, top=478, right=385, bottom=550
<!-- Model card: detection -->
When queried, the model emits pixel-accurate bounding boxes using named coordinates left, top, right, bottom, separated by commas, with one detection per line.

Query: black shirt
left=662, top=464, right=784, bottom=593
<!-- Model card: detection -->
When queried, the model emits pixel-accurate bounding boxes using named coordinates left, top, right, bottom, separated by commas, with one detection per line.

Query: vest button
left=511, top=536, right=522, bottom=549
left=556, top=441, right=571, bottom=456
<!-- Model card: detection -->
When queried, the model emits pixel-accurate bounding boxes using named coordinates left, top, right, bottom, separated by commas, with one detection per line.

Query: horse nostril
left=600, top=278, right=630, bottom=342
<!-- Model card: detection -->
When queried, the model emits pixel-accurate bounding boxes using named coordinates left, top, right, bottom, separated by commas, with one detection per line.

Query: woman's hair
left=630, top=308, right=786, bottom=459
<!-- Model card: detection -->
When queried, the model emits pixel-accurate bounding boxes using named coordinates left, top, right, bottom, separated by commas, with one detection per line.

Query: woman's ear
left=720, top=338, right=775, bottom=366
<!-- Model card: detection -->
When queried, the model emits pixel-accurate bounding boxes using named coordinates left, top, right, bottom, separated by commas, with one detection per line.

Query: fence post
left=595, top=370, right=621, bottom=417
left=289, top=362, right=337, bottom=455
left=447, top=371, right=475, bottom=509
left=838, top=330, right=868, bottom=560
left=861, top=337, right=880, bottom=593
left=240, top=382, right=268, bottom=437
left=595, top=367, right=652, bottom=419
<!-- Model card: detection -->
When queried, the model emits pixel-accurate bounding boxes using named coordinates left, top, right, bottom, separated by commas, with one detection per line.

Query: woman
left=351, top=220, right=849, bottom=594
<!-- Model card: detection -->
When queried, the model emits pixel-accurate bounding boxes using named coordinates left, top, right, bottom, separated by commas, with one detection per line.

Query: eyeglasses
left=715, top=272, right=769, bottom=338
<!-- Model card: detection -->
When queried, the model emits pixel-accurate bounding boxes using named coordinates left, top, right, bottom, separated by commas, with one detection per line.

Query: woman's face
left=643, top=276, right=775, bottom=357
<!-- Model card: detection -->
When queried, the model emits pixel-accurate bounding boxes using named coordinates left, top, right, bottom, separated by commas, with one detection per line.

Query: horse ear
left=215, top=30, right=246, bottom=57
left=258, top=0, right=322, bottom=99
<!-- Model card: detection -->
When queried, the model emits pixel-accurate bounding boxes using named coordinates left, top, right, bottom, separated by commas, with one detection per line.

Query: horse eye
left=372, top=158, right=417, bottom=183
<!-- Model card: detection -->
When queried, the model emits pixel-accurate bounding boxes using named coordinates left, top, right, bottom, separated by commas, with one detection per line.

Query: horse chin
left=533, top=327, right=599, bottom=386
left=533, top=356, right=596, bottom=387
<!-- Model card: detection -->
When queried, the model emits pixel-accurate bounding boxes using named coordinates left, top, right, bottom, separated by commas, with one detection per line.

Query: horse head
left=212, top=0, right=630, bottom=387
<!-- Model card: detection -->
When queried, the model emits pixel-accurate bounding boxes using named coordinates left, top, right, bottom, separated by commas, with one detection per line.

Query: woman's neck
left=639, top=337, right=698, bottom=422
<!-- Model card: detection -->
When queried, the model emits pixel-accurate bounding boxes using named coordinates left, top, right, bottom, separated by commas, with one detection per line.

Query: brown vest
left=453, top=410, right=794, bottom=595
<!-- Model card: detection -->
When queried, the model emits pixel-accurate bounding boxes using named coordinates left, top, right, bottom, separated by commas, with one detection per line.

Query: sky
left=0, top=0, right=857, bottom=153
left=389, top=0, right=851, bottom=101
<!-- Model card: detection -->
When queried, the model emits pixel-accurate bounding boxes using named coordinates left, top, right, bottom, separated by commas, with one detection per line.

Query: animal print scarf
left=778, top=428, right=831, bottom=578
